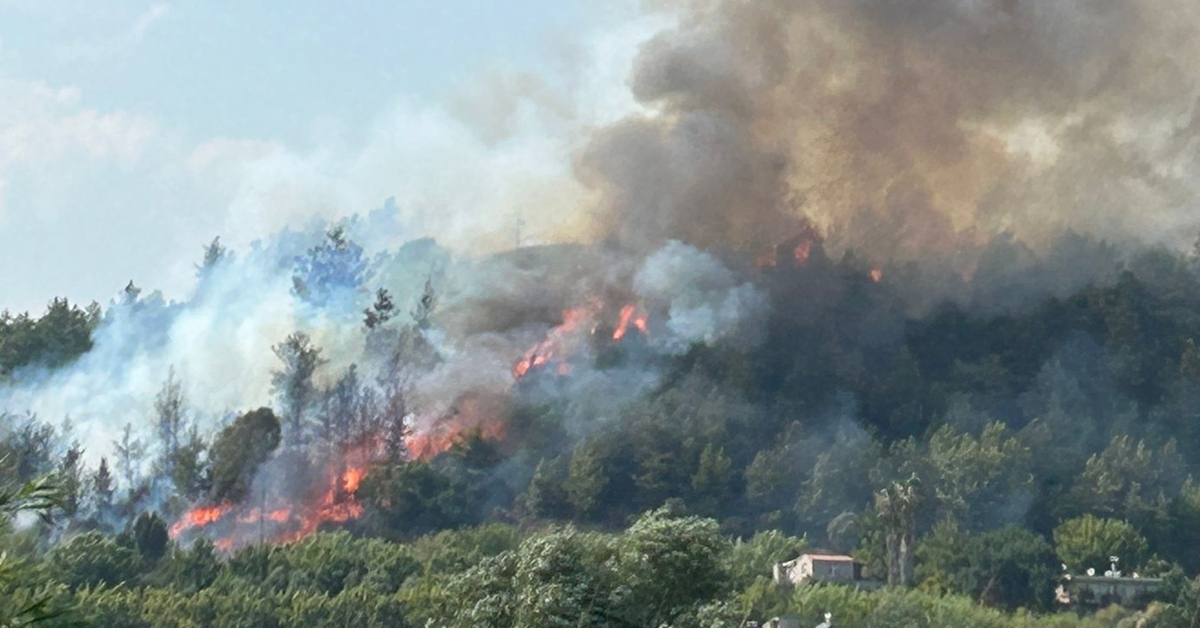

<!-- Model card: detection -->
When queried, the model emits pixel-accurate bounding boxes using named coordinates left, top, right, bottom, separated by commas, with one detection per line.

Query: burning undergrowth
left=6, top=0, right=1199, bottom=555
left=170, top=439, right=377, bottom=551
left=157, top=237, right=768, bottom=551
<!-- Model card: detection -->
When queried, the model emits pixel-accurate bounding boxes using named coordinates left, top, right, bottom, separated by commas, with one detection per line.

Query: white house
left=773, top=552, right=858, bottom=586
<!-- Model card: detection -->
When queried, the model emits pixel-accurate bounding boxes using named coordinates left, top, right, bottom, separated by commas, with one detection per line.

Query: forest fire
left=512, top=304, right=599, bottom=378
left=755, top=225, right=824, bottom=269
left=512, top=301, right=651, bottom=379
left=236, top=508, right=290, bottom=524
left=405, top=416, right=507, bottom=460
left=169, top=440, right=379, bottom=550
left=274, top=466, right=367, bottom=544
left=343, top=467, right=364, bottom=493
left=173, top=299, right=654, bottom=550
left=169, top=461, right=369, bottom=550
left=613, top=305, right=649, bottom=341
left=169, top=398, right=518, bottom=550
left=168, top=504, right=232, bottom=537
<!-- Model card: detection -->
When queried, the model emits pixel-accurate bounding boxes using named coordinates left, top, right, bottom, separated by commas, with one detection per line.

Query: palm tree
left=876, top=474, right=920, bottom=586
left=0, top=474, right=61, bottom=524
left=1, top=470, right=65, bottom=626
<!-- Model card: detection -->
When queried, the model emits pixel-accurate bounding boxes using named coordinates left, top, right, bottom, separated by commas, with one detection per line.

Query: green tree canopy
left=1053, top=514, right=1150, bottom=574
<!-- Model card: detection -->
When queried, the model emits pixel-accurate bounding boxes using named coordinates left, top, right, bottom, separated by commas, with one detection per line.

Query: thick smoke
left=634, top=240, right=767, bottom=352
left=579, top=0, right=1200, bottom=258
left=4, top=0, right=1198, bottom=548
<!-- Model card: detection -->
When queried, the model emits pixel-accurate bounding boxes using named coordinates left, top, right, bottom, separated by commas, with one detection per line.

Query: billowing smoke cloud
left=4, top=0, right=1197, bottom=549
left=579, top=0, right=1200, bottom=258
left=634, top=240, right=767, bottom=352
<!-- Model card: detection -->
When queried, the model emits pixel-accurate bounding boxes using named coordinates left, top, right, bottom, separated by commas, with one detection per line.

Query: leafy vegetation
left=9, top=232, right=1200, bottom=625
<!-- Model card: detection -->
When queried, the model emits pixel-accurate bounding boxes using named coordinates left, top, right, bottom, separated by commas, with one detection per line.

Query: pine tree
left=59, top=442, right=84, bottom=518
left=123, top=280, right=141, bottom=303
left=154, top=367, right=186, bottom=473
left=271, top=332, right=326, bottom=447
left=93, top=457, right=114, bottom=513
left=565, top=443, right=609, bottom=522
left=196, top=236, right=229, bottom=276
left=412, top=278, right=436, bottom=329
left=113, top=423, right=146, bottom=492
left=364, top=288, right=396, bottom=330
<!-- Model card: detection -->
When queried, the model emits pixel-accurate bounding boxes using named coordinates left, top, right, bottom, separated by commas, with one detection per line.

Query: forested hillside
left=5, top=220, right=1200, bottom=626
left=7, top=0, right=1200, bottom=623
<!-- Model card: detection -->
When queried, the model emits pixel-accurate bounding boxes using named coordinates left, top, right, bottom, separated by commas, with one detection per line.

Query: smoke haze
left=3, top=0, right=1200, bottom=549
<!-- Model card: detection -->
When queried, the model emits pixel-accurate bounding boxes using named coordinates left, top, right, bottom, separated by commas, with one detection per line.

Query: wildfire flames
left=512, top=301, right=649, bottom=379
left=405, top=400, right=508, bottom=461
left=512, top=304, right=599, bottom=378
left=172, top=301, right=651, bottom=551
left=612, top=305, right=649, bottom=341
left=170, top=413, right=509, bottom=551
left=342, top=467, right=364, bottom=493
left=170, top=455, right=371, bottom=550
left=168, top=504, right=232, bottom=538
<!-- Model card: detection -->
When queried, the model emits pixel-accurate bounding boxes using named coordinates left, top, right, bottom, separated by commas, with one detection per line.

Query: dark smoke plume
left=579, top=0, right=1200, bottom=259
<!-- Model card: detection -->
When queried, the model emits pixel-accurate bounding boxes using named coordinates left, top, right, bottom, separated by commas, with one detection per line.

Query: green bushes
left=6, top=510, right=1200, bottom=627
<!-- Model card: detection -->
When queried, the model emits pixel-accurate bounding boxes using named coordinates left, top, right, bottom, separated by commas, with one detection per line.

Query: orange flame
left=176, top=300, right=644, bottom=549
left=169, top=504, right=233, bottom=537
left=405, top=414, right=507, bottom=461
left=169, top=445, right=376, bottom=551
left=512, top=304, right=600, bottom=379
left=613, top=304, right=649, bottom=341
left=237, top=508, right=291, bottom=524
left=870, top=268, right=883, bottom=283
left=343, top=467, right=364, bottom=493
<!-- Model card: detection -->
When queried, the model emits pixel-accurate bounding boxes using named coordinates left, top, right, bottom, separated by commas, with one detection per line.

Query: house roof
left=803, top=553, right=855, bottom=562
left=781, top=552, right=855, bottom=565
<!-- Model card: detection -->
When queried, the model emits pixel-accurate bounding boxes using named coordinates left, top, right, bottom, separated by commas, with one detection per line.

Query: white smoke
left=634, top=240, right=768, bottom=353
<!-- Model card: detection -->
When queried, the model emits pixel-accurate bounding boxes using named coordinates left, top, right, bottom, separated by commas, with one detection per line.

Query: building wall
left=1059, top=577, right=1161, bottom=609
left=811, top=558, right=855, bottom=583
left=774, top=555, right=857, bottom=586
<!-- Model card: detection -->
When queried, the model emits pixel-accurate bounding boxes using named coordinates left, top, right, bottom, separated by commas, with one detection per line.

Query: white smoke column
left=0, top=228, right=371, bottom=472
left=634, top=240, right=767, bottom=353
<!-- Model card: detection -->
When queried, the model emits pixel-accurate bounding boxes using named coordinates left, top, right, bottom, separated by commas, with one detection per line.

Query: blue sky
left=0, top=0, right=654, bottom=313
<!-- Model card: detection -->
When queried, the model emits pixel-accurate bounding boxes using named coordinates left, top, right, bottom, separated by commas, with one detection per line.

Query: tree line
left=7, top=227, right=1200, bottom=624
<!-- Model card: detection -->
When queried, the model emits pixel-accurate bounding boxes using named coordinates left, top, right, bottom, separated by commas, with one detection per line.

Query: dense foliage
left=2, top=512, right=1200, bottom=627
left=0, top=298, right=98, bottom=380
left=8, top=232, right=1200, bottom=624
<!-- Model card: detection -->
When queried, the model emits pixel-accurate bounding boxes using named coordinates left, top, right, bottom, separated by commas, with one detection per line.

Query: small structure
left=774, top=552, right=860, bottom=586
left=1056, top=572, right=1162, bottom=610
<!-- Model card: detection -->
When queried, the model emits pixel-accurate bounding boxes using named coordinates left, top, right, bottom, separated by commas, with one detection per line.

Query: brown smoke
left=577, top=0, right=1200, bottom=259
